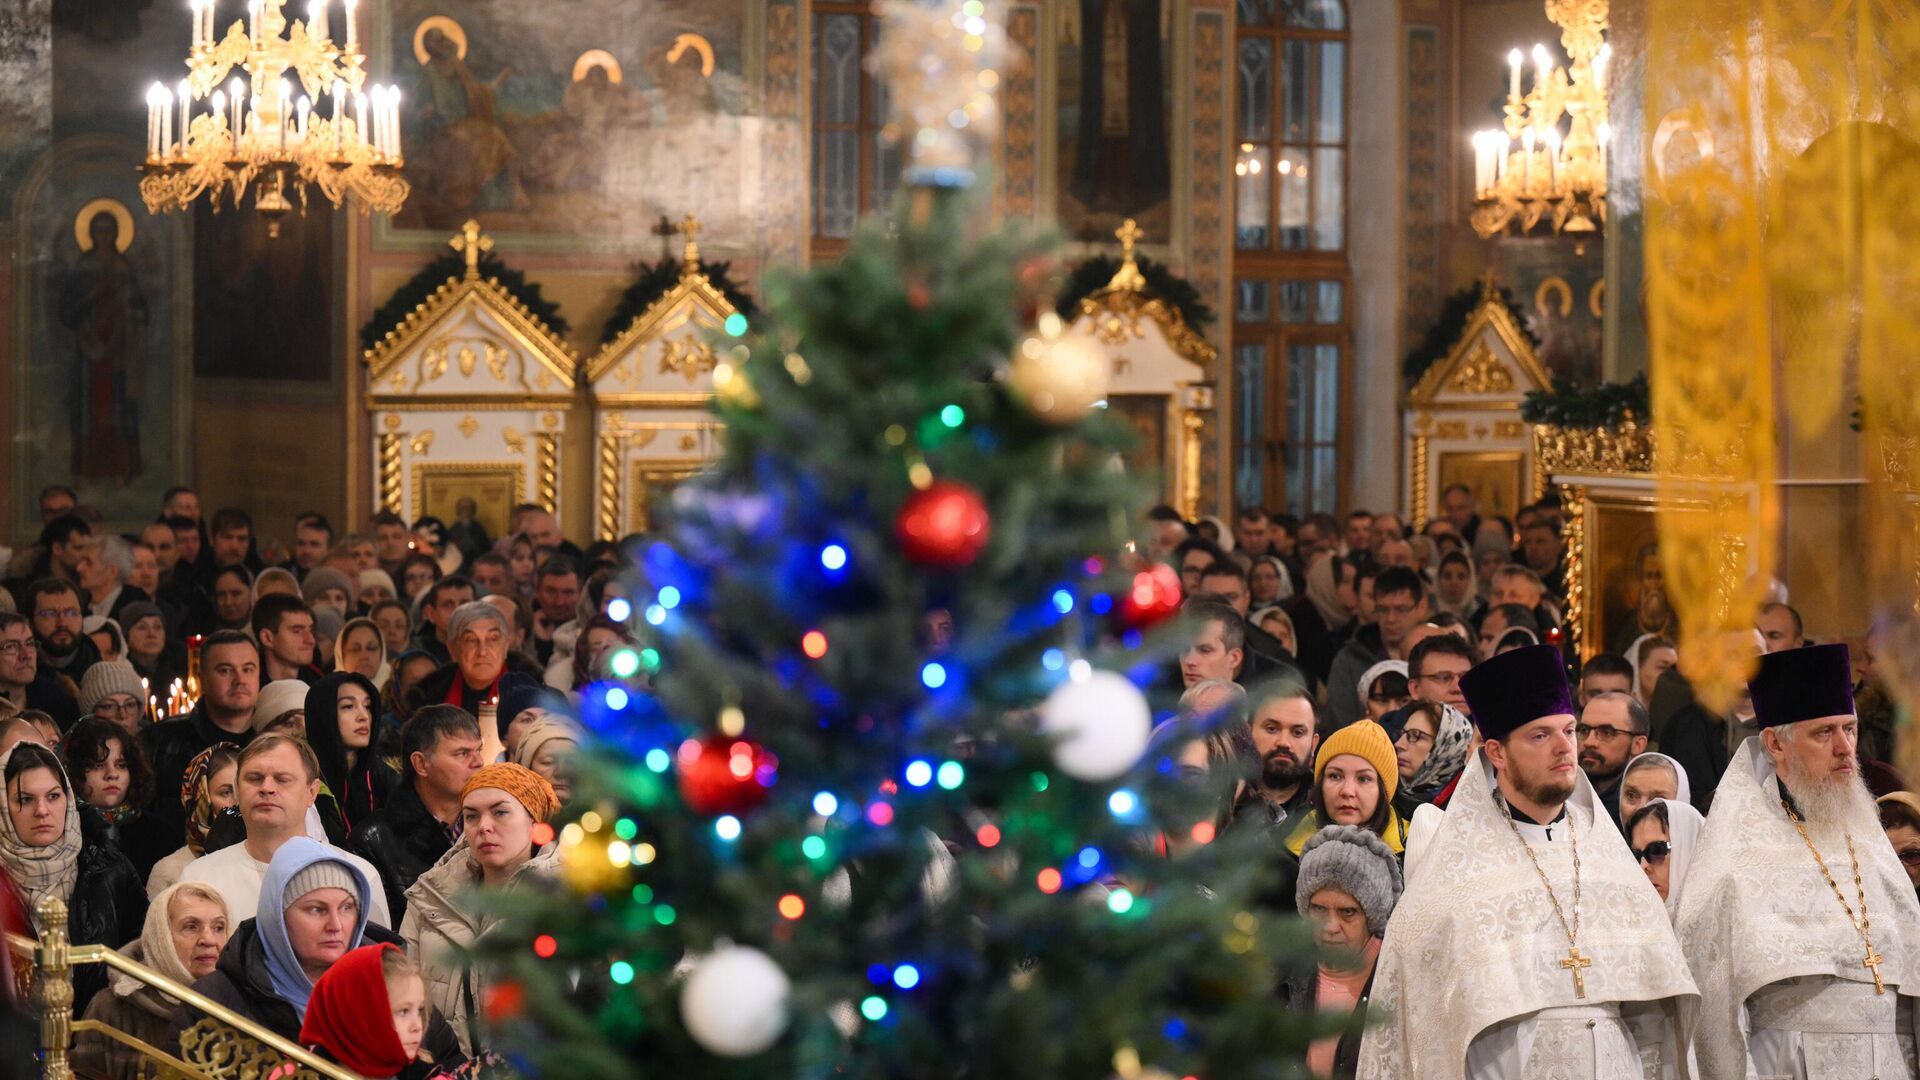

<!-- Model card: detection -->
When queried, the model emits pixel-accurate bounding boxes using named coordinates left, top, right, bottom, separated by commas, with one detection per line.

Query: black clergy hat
left=1748, top=642, right=1855, bottom=729
left=1458, top=644, right=1576, bottom=741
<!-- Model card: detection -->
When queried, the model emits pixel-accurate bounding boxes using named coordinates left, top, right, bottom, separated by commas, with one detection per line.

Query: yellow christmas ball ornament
left=713, top=361, right=760, bottom=410
left=1008, top=327, right=1108, bottom=425
left=559, top=821, right=633, bottom=894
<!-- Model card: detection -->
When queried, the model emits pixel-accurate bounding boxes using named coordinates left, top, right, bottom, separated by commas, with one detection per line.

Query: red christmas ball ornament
left=1118, top=563, right=1183, bottom=629
left=895, top=481, right=992, bottom=569
left=484, top=980, right=526, bottom=1023
left=676, top=735, right=778, bottom=816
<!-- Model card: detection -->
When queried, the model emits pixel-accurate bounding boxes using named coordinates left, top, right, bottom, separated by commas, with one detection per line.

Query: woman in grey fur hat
left=1276, top=823, right=1404, bottom=1080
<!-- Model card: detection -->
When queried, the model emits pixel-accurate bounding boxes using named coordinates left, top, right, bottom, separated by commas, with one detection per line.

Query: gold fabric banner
left=1646, top=0, right=1920, bottom=713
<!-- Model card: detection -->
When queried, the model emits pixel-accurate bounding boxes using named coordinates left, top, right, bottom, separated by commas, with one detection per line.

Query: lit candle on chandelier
left=210, top=88, right=227, bottom=134
left=189, top=0, right=204, bottom=48
left=249, top=0, right=262, bottom=41
left=145, top=83, right=165, bottom=159
left=1544, top=128, right=1561, bottom=189
left=342, top=0, right=358, bottom=50
left=308, top=0, right=328, bottom=41
left=385, top=87, right=401, bottom=157
left=1507, top=48, right=1522, bottom=101
left=297, top=94, right=311, bottom=140
left=229, top=76, right=244, bottom=136
left=177, top=80, right=191, bottom=153
left=367, top=85, right=384, bottom=155
left=332, top=79, right=346, bottom=154
left=1594, top=43, right=1611, bottom=91
left=355, top=90, right=368, bottom=148
left=1532, top=43, right=1552, bottom=95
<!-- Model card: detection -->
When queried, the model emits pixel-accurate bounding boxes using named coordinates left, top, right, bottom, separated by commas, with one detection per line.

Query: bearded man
left=1360, top=645, right=1697, bottom=1079
left=1229, top=679, right=1318, bottom=835
left=1678, top=643, right=1920, bottom=1078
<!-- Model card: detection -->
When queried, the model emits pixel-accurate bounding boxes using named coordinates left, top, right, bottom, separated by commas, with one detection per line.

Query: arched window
left=810, top=4, right=901, bottom=260
left=1231, top=0, right=1350, bottom=517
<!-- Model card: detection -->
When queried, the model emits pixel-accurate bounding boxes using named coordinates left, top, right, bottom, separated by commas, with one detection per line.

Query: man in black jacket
left=0, top=612, right=79, bottom=728
left=348, top=705, right=486, bottom=922
left=142, top=630, right=259, bottom=845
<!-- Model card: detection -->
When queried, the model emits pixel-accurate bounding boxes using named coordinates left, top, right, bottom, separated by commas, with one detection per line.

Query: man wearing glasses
left=0, top=611, right=80, bottom=727
left=26, top=576, right=102, bottom=686
left=1577, top=690, right=1649, bottom=830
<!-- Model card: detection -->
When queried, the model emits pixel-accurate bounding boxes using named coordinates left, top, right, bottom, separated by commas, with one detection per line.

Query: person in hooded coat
left=304, top=672, right=401, bottom=831
left=74, top=882, right=230, bottom=1080
left=401, top=762, right=560, bottom=1054
left=167, top=837, right=464, bottom=1071
left=0, top=741, right=144, bottom=1014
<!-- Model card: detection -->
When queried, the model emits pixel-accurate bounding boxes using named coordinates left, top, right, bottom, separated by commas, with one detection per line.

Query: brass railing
left=6, top=896, right=361, bottom=1080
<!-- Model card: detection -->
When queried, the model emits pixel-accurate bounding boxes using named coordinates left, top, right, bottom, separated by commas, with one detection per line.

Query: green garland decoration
left=1054, top=254, right=1216, bottom=330
left=1403, top=282, right=1536, bottom=383
left=598, top=256, right=760, bottom=345
left=360, top=249, right=571, bottom=353
left=1520, top=372, right=1651, bottom=428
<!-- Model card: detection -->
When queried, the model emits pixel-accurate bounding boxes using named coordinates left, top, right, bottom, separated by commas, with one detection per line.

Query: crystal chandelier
left=1468, top=0, right=1610, bottom=245
left=139, top=0, right=408, bottom=237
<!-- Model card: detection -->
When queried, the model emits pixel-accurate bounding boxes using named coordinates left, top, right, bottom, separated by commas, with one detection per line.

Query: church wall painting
left=11, top=135, right=188, bottom=537
left=375, top=0, right=775, bottom=253
left=1056, top=0, right=1175, bottom=243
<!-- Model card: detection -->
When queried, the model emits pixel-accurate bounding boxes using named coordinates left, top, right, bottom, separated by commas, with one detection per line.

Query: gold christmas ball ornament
left=1008, top=328, right=1108, bottom=425
left=713, top=360, right=760, bottom=410
left=559, top=821, right=633, bottom=894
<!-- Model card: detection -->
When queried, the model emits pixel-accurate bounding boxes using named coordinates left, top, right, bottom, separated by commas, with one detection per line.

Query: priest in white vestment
left=1677, top=643, right=1920, bottom=1080
left=1358, top=645, right=1698, bottom=1080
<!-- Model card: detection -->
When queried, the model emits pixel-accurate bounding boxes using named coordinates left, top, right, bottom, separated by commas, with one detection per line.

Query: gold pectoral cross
left=1864, top=945, right=1887, bottom=995
left=1560, top=944, right=1592, bottom=999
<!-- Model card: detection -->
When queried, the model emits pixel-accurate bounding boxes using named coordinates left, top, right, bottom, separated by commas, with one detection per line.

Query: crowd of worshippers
left=0, top=486, right=612, bottom=1077
left=1, top=479, right=1918, bottom=1079
left=1152, top=493, right=1920, bottom=1078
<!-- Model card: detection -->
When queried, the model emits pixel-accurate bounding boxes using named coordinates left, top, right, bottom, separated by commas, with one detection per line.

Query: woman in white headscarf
left=1625, top=796, right=1706, bottom=918
left=1619, top=750, right=1692, bottom=823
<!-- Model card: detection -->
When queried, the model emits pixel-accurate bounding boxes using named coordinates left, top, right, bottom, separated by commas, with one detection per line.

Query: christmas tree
left=473, top=3, right=1317, bottom=1076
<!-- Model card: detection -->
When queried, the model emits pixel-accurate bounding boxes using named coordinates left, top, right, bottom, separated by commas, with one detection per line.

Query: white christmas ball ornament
left=681, top=945, right=792, bottom=1057
left=1008, top=329, right=1110, bottom=425
left=1040, top=670, right=1151, bottom=781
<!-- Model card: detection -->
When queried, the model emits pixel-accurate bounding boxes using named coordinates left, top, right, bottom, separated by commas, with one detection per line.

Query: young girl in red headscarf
left=299, top=943, right=432, bottom=1078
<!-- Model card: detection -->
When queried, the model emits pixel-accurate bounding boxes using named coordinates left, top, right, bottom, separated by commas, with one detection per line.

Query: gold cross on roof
left=1104, top=217, right=1147, bottom=292
left=680, top=212, right=703, bottom=271
left=451, top=219, right=494, bottom=279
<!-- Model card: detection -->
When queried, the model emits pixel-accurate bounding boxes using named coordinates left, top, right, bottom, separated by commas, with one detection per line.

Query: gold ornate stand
left=8, top=897, right=357, bottom=1080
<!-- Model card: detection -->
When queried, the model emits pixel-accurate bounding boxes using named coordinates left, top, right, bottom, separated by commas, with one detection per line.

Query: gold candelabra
left=139, top=0, right=407, bottom=237
left=1469, top=0, right=1610, bottom=244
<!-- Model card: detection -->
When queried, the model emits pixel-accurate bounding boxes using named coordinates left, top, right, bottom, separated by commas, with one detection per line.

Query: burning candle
left=177, top=80, right=191, bottom=151
left=385, top=87, right=401, bottom=157
left=1532, top=43, right=1552, bottom=96
left=355, top=91, right=368, bottom=147
left=309, top=0, right=328, bottom=40
left=210, top=89, right=227, bottom=133
left=1508, top=48, right=1522, bottom=101
left=343, top=0, right=358, bottom=50
left=249, top=0, right=261, bottom=40
left=147, top=83, right=168, bottom=158
left=297, top=94, right=311, bottom=139
left=333, top=79, right=346, bottom=153
left=229, top=77, right=244, bottom=135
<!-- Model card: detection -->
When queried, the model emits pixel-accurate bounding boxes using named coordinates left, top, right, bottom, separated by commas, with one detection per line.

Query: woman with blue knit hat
left=1278, top=823, right=1404, bottom=1078
left=1357, top=644, right=1698, bottom=1079
left=167, top=837, right=466, bottom=1075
